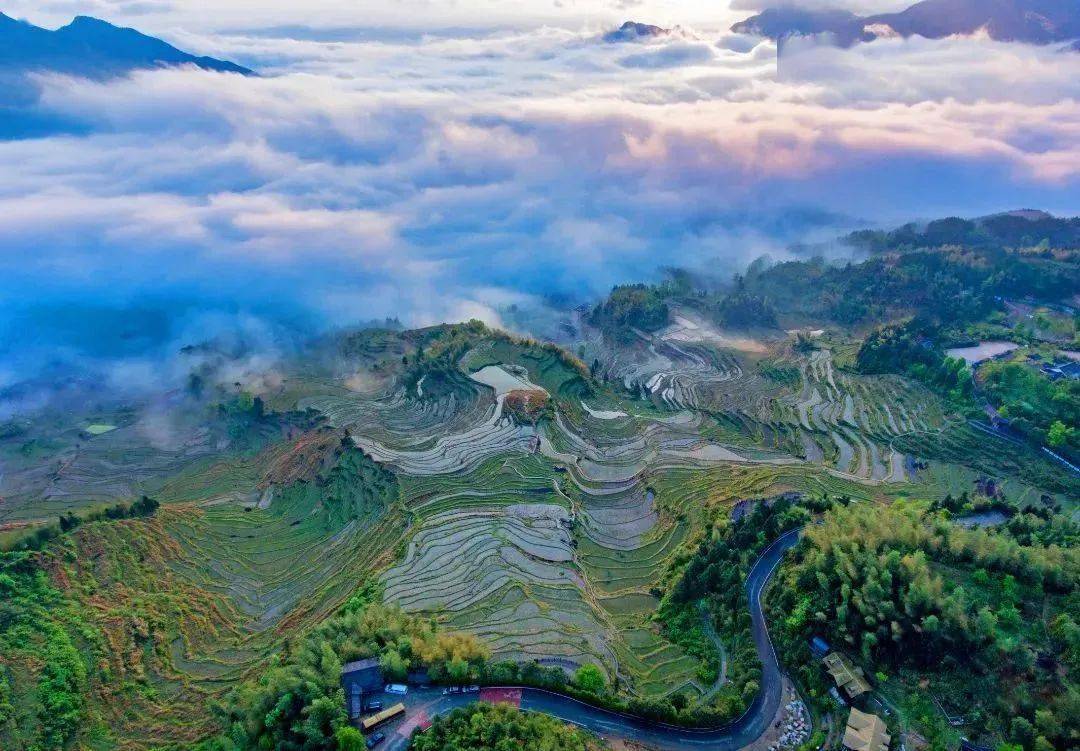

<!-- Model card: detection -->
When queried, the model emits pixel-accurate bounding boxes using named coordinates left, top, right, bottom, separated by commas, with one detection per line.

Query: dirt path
left=696, top=601, right=728, bottom=706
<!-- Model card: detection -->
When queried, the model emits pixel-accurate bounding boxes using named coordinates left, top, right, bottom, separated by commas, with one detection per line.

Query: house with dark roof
left=1041, top=360, right=1080, bottom=380
left=341, top=658, right=383, bottom=720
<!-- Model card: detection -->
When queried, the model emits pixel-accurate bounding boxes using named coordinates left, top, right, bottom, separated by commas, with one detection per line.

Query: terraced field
left=0, top=408, right=220, bottom=522
left=581, top=314, right=983, bottom=488
left=343, top=322, right=1071, bottom=702
left=4, top=321, right=1074, bottom=748
left=0, top=416, right=414, bottom=748
left=358, top=332, right=911, bottom=698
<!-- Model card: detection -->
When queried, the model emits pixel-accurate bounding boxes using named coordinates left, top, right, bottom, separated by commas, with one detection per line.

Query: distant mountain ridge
left=0, top=12, right=252, bottom=77
left=603, top=21, right=674, bottom=43
left=846, top=209, right=1080, bottom=252
left=732, top=0, right=1080, bottom=48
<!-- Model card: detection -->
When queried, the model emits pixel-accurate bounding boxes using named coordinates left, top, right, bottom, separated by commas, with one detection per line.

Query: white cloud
left=0, top=2, right=1078, bottom=377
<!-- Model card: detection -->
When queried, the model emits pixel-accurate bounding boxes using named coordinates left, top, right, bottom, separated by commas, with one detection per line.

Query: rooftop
left=341, top=657, right=381, bottom=675
left=843, top=707, right=890, bottom=751
left=824, top=652, right=871, bottom=698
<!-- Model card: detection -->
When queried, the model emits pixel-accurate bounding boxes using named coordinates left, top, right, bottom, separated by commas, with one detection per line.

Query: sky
left=1, top=0, right=1079, bottom=391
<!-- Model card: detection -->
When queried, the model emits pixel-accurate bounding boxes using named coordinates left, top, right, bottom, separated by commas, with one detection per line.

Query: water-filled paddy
left=945, top=341, right=1018, bottom=365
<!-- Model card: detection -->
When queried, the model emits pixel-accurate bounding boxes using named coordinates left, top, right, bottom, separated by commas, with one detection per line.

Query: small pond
left=945, top=341, right=1018, bottom=365
left=953, top=510, right=1009, bottom=528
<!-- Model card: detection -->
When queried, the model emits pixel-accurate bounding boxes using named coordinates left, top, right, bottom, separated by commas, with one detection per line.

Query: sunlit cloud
left=0, top=1, right=1078, bottom=378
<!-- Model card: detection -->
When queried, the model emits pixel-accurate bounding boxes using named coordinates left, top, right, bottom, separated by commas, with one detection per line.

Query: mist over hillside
left=1, top=6, right=1079, bottom=751
left=732, top=0, right=1080, bottom=47
left=0, top=2, right=1078, bottom=399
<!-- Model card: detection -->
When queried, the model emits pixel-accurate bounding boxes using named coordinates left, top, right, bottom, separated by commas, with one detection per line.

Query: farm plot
left=301, top=369, right=496, bottom=451
left=607, top=337, right=743, bottom=412
left=895, top=423, right=1080, bottom=500
left=578, top=486, right=659, bottom=550
left=0, top=413, right=223, bottom=522
left=446, top=583, right=619, bottom=671
left=399, top=455, right=557, bottom=516
left=568, top=472, right=719, bottom=695
left=461, top=339, right=590, bottom=399
left=311, top=365, right=549, bottom=476
left=776, top=350, right=946, bottom=481
left=30, top=445, right=408, bottom=749
left=353, top=413, right=534, bottom=475
left=382, top=503, right=577, bottom=612
left=539, top=407, right=785, bottom=486
left=684, top=347, right=948, bottom=483
left=381, top=502, right=621, bottom=671
left=613, top=627, right=705, bottom=698
left=382, top=471, right=706, bottom=697
left=157, top=451, right=404, bottom=680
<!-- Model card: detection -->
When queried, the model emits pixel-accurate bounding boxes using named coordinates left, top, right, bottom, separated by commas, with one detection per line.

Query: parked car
left=384, top=684, right=408, bottom=695
left=366, top=732, right=386, bottom=748
left=466, top=685, right=480, bottom=693
left=365, top=700, right=383, bottom=712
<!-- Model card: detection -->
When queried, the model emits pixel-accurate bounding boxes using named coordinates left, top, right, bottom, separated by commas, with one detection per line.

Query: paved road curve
left=384, top=527, right=803, bottom=750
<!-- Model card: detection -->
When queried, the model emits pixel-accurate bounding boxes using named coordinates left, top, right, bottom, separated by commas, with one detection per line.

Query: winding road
left=384, top=528, right=803, bottom=750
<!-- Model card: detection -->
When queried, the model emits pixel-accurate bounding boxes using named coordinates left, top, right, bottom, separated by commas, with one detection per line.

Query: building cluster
left=811, top=639, right=891, bottom=751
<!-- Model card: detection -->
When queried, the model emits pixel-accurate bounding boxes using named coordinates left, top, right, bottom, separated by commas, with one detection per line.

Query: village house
left=842, top=707, right=890, bottom=751
left=340, top=658, right=383, bottom=720
left=824, top=652, right=871, bottom=700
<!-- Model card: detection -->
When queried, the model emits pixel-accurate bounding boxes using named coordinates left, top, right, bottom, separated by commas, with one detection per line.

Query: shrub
left=572, top=664, right=607, bottom=694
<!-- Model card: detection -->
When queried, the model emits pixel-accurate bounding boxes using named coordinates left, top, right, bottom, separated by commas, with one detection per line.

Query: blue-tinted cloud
left=0, top=7, right=1078, bottom=390
left=619, top=42, right=715, bottom=68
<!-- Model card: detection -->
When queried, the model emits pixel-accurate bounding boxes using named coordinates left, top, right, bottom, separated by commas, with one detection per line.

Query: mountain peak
left=603, top=21, right=672, bottom=43
left=67, top=15, right=113, bottom=27
left=732, top=0, right=1080, bottom=48
left=0, top=14, right=253, bottom=77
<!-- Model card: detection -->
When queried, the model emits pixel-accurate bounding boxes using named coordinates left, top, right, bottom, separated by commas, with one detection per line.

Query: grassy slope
left=2, top=325, right=1076, bottom=749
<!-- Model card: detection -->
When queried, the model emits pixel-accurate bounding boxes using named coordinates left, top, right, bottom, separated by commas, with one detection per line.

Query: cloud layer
left=1, top=2, right=1079, bottom=379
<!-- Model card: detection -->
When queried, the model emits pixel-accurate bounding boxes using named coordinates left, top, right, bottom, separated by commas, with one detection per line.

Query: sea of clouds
left=0, top=0, right=1078, bottom=391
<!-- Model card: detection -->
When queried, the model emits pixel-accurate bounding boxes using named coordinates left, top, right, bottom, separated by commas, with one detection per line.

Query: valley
left=0, top=218, right=1077, bottom=751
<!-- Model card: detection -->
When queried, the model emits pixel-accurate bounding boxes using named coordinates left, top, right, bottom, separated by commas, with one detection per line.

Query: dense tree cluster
left=212, top=390, right=326, bottom=452
left=981, top=361, right=1079, bottom=452
left=273, top=443, right=400, bottom=529
left=715, top=289, right=778, bottom=328
left=855, top=320, right=974, bottom=402
left=0, top=553, right=91, bottom=750
left=404, top=321, right=592, bottom=399
left=401, top=321, right=492, bottom=399
left=673, top=496, right=809, bottom=603
left=207, top=604, right=489, bottom=751
left=737, top=242, right=1077, bottom=329
left=411, top=703, right=601, bottom=751
left=661, top=495, right=810, bottom=719
left=770, top=502, right=1078, bottom=751
left=503, top=389, right=552, bottom=425
left=847, top=215, right=1080, bottom=253
left=756, top=359, right=801, bottom=385
left=624, top=214, right=1078, bottom=345
left=589, top=284, right=670, bottom=339
left=4, top=495, right=161, bottom=552
left=855, top=321, right=935, bottom=372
